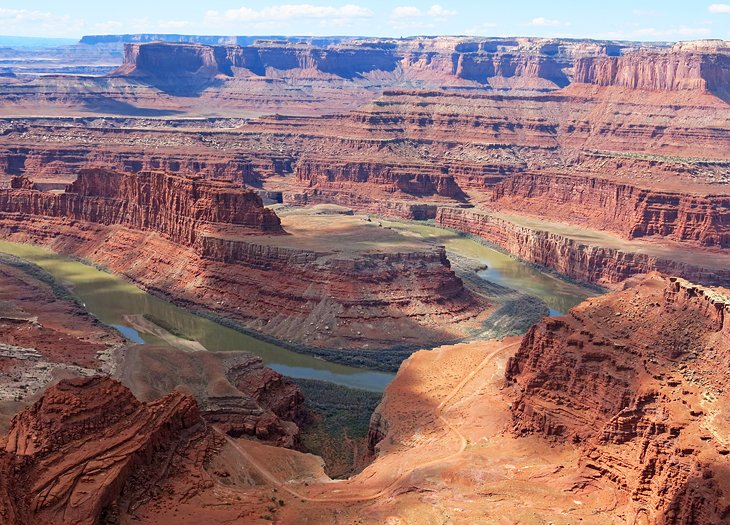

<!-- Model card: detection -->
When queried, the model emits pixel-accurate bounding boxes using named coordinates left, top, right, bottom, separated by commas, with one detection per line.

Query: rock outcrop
left=506, top=275, right=730, bottom=524
left=295, top=158, right=465, bottom=200
left=488, top=173, right=730, bottom=248
left=0, top=255, right=123, bottom=430
left=111, top=37, right=625, bottom=89
left=0, top=170, right=482, bottom=351
left=574, top=43, right=730, bottom=97
left=119, top=346, right=307, bottom=448
left=435, top=206, right=730, bottom=287
left=0, top=169, right=283, bottom=245
left=1, top=377, right=203, bottom=525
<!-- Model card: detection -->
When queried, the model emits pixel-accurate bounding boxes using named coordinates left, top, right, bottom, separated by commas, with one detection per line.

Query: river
left=0, top=224, right=596, bottom=392
left=0, top=240, right=394, bottom=392
left=378, top=219, right=599, bottom=314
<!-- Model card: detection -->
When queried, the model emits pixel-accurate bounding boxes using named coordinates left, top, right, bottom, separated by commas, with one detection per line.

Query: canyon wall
left=488, top=173, right=730, bottom=248
left=111, top=38, right=729, bottom=97
left=0, top=170, right=283, bottom=245
left=294, top=157, right=466, bottom=202
left=574, top=47, right=730, bottom=95
left=2, top=377, right=203, bottom=524
left=0, top=141, right=293, bottom=185
left=505, top=275, right=730, bottom=524
left=112, top=38, right=591, bottom=88
left=285, top=189, right=438, bottom=220
left=0, top=170, right=481, bottom=352
left=435, top=207, right=730, bottom=287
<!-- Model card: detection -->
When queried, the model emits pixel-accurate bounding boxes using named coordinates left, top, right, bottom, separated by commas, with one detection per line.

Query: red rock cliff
left=2, top=377, right=202, bottom=524
left=574, top=48, right=730, bottom=95
left=0, top=169, right=283, bottom=246
left=0, top=170, right=481, bottom=352
left=489, top=173, right=730, bottom=248
left=505, top=275, right=730, bottom=524
left=435, top=206, right=730, bottom=287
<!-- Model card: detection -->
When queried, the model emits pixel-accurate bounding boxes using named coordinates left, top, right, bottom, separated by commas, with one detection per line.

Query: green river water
left=0, top=223, right=597, bottom=392
left=378, top=219, right=599, bottom=314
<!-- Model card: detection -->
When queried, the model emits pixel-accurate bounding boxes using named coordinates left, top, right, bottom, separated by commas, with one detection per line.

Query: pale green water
left=0, top=240, right=394, bottom=392
left=0, top=222, right=596, bottom=391
left=378, top=220, right=599, bottom=314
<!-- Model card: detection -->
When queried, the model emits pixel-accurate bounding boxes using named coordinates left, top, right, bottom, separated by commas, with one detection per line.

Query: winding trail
left=216, top=341, right=520, bottom=503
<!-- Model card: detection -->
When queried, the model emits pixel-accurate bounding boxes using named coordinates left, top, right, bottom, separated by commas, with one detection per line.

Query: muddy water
left=0, top=220, right=595, bottom=391
left=378, top=220, right=599, bottom=314
left=0, top=240, right=394, bottom=392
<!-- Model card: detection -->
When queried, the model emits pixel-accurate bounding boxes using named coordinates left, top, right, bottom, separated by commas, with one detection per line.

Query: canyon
left=0, top=32, right=727, bottom=524
left=1, top=274, right=727, bottom=524
left=0, top=169, right=484, bottom=356
left=0, top=37, right=727, bottom=293
left=506, top=274, right=730, bottom=524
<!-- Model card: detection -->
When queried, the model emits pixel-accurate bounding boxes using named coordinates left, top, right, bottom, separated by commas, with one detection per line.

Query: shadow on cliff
left=81, top=96, right=185, bottom=116
left=656, top=466, right=730, bottom=525
left=711, top=87, right=730, bottom=105
left=144, top=76, right=226, bottom=98
left=250, top=301, right=475, bottom=373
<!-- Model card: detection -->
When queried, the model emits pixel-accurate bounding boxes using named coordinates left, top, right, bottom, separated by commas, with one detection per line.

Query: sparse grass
left=292, top=378, right=382, bottom=478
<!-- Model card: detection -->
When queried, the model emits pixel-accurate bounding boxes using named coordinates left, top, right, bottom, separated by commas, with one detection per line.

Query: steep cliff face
left=454, top=52, right=569, bottom=88
left=505, top=275, right=730, bottom=524
left=0, top=169, right=283, bottom=246
left=115, top=41, right=400, bottom=81
left=110, top=37, right=630, bottom=88
left=435, top=207, right=730, bottom=287
left=0, top=141, right=291, bottom=185
left=108, top=38, right=730, bottom=97
left=574, top=48, right=730, bottom=95
left=286, top=189, right=438, bottom=220
left=0, top=170, right=482, bottom=351
left=120, top=347, right=307, bottom=448
left=119, top=42, right=223, bottom=78
left=489, top=173, right=730, bottom=248
left=295, top=158, right=464, bottom=200
left=2, top=377, right=203, bottom=524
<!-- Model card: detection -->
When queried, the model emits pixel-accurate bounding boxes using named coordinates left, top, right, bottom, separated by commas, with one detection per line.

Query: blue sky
left=1, top=1, right=728, bottom=41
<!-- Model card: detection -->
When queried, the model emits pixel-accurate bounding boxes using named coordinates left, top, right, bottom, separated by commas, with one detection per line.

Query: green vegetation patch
left=291, top=378, right=383, bottom=478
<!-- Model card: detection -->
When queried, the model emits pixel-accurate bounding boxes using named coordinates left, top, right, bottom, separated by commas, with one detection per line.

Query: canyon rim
left=0, top=3, right=728, bottom=524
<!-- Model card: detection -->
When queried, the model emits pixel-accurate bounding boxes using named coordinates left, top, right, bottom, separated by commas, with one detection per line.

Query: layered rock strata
left=1, top=377, right=203, bottom=524
left=488, top=173, right=730, bottom=248
left=506, top=275, right=730, bottom=524
left=111, top=38, right=618, bottom=89
left=0, top=170, right=481, bottom=351
left=435, top=206, right=730, bottom=287
left=573, top=43, right=730, bottom=97
left=0, top=255, right=123, bottom=430
left=1, top=170, right=283, bottom=244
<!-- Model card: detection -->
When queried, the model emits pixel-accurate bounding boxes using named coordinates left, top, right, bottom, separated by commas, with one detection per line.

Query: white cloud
left=708, top=4, right=730, bottom=13
left=205, top=4, right=374, bottom=26
left=0, top=8, right=85, bottom=37
left=389, top=4, right=457, bottom=31
left=391, top=6, right=424, bottom=18
left=427, top=5, right=457, bottom=18
left=158, top=20, right=192, bottom=30
left=0, top=8, right=77, bottom=26
left=0, top=8, right=57, bottom=22
left=529, top=17, right=567, bottom=27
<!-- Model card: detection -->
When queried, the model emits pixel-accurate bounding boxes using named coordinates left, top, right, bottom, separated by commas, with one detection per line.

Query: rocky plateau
left=0, top=32, right=727, bottom=525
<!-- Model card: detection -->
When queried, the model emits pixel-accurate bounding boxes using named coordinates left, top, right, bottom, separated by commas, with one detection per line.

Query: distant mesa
left=105, top=36, right=730, bottom=100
